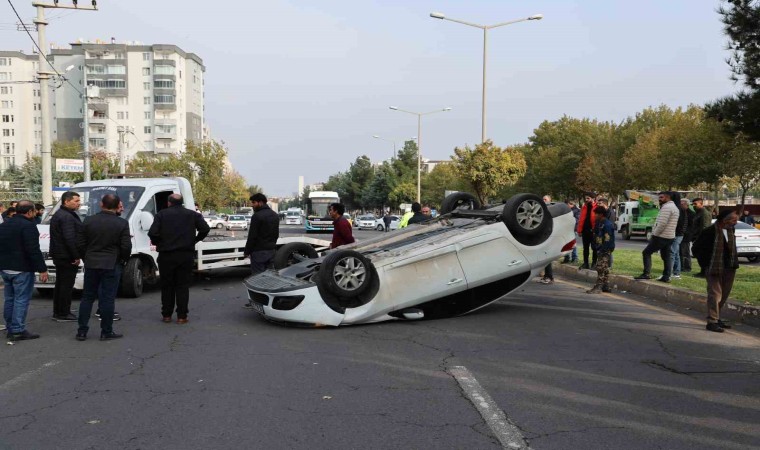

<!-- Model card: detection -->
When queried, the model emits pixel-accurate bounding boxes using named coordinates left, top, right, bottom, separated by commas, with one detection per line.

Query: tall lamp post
left=372, top=135, right=416, bottom=161
left=430, top=12, right=542, bottom=143
left=388, top=106, right=451, bottom=202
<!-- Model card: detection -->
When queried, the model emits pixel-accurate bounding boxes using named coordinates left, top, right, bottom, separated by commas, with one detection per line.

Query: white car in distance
left=356, top=215, right=383, bottom=230
left=204, top=215, right=226, bottom=229
left=226, top=215, right=249, bottom=231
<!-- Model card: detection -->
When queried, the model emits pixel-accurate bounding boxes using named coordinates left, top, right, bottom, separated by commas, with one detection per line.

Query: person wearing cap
left=692, top=209, right=740, bottom=333
left=576, top=192, right=597, bottom=270
left=635, top=191, right=679, bottom=282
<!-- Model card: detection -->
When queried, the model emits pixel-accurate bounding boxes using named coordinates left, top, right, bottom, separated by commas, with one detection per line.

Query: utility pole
left=32, top=1, right=97, bottom=204
left=117, top=126, right=127, bottom=173
left=82, top=85, right=90, bottom=181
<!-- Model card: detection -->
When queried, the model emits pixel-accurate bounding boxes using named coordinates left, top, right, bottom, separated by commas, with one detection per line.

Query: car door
left=455, top=228, right=528, bottom=288
left=381, top=245, right=468, bottom=311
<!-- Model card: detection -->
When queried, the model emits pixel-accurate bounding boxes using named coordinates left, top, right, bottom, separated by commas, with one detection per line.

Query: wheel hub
left=515, top=200, right=544, bottom=230
left=332, top=256, right=367, bottom=291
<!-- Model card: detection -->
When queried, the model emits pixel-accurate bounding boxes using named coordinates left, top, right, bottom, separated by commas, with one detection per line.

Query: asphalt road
left=2, top=271, right=759, bottom=449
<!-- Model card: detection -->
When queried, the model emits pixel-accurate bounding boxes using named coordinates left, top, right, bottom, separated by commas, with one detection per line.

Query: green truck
left=615, top=190, right=660, bottom=240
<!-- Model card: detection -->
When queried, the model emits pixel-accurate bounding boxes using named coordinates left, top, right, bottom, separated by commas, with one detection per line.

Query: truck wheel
left=502, top=193, right=553, bottom=246
left=274, top=243, right=319, bottom=269
left=623, top=225, right=631, bottom=240
left=120, top=257, right=144, bottom=298
left=646, top=229, right=653, bottom=241
left=440, top=192, right=481, bottom=214
left=318, top=250, right=373, bottom=297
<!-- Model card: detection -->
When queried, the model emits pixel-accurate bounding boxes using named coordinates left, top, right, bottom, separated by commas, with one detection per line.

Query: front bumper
left=243, top=271, right=344, bottom=326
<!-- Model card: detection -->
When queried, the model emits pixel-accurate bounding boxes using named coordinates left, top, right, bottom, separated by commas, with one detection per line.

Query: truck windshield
left=42, top=186, right=146, bottom=224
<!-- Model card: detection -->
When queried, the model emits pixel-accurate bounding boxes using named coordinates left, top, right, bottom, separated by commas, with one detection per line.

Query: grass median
left=570, top=249, right=760, bottom=307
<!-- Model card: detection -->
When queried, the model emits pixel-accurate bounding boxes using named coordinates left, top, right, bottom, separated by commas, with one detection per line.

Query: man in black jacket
left=406, top=202, right=428, bottom=226
left=49, top=191, right=83, bottom=322
left=0, top=201, right=49, bottom=341
left=76, top=194, right=131, bottom=341
left=148, top=194, right=210, bottom=324
left=243, top=193, right=279, bottom=309
left=679, top=198, right=696, bottom=273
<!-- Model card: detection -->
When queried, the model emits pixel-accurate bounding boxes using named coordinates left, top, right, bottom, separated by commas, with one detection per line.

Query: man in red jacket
left=328, top=203, right=355, bottom=249
left=577, top=192, right=597, bottom=270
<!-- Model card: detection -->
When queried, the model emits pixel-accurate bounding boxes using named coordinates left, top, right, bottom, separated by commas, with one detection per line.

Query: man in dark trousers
left=691, top=198, right=713, bottom=277
left=679, top=198, right=696, bottom=273
left=382, top=212, right=392, bottom=232
left=148, top=194, right=210, bottom=324
left=242, top=193, right=280, bottom=309
left=328, top=202, right=354, bottom=249
left=692, top=210, right=740, bottom=333
left=577, top=193, right=597, bottom=270
left=76, top=194, right=131, bottom=341
left=0, top=201, right=48, bottom=341
left=49, top=191, right=82, bottom=322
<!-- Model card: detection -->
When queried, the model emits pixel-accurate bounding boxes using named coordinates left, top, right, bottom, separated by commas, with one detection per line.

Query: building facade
left=0, top=52, right=41, bottom=172
left=0, top=41, right=205, bottom=173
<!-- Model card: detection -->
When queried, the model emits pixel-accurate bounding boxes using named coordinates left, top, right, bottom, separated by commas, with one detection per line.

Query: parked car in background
left=226, top=215, right=249, bottom=231
left=376, top=215, right=400, bottom=231
left=285, top=210, right=303, bottom=225
left=735, top=221, right=760, bottom=263
left=243, top=192, right=576, bottom=326
left=356, top=215, right=382, bottom=230
left=204, top=215, right=226, bottom=229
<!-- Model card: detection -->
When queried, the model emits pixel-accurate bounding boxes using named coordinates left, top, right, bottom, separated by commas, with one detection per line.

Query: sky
left=1, top=0, right=740, bottom=196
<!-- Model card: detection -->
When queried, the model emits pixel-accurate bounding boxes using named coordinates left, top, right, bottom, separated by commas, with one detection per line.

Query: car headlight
left=271, top=295, right=306, bottom=310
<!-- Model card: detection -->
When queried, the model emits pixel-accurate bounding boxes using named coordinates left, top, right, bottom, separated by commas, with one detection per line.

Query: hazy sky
left=2, top=0, right=739, bottom=196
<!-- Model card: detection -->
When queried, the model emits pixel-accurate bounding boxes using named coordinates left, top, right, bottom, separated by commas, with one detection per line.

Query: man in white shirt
left=634, top=191, right=680, bottom=282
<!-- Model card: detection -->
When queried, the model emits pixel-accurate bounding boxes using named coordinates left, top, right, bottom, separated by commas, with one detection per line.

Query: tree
left=421, top=162, right=471, bottom=208
left=452, top=140, right=526, bottom=205
left=392, top=140, right=419, bottom=181
left=388, top=181, right=416, bottom=207
left=362, top=163, right=396, bottom=210
left=724, top=135, right=760, bottom=210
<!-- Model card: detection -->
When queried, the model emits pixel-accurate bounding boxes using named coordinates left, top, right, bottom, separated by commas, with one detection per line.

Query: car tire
left=440, top=192, right=481, bottom=214
left=274, top=242, right=319, bottom=269
left=375, top=224, right=383, bottom=231
left=318, top=250, right=373, bottom=297
left=746, top=255, right=759, bottom=263
left=119, top=257, right=143, bottom=298
left=216, top=223, right=224, bottom=229
left=502, top=193, right=553, bottom=246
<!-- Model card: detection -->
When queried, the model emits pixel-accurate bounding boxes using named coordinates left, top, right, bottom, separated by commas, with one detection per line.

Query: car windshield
left=735, top=222, right=752, bottom=230
left=359, top=215, right=375, bottom=220
left=42, top=186, right=146, bottom=224
left=230, top=215, right=244, bottom=220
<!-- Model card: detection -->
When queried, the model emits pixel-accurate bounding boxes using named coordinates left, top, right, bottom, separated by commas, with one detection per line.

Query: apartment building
left=0, top=52, right=42, bottom=172
left=51, top=41, right=205, bottom=158
left=0, top=41, right=205, bottom=172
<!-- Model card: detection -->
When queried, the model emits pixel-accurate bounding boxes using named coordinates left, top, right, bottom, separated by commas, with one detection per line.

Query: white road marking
left=0, top=360, right=60, bottom=390
left=448, top=365, right=531, bottom=449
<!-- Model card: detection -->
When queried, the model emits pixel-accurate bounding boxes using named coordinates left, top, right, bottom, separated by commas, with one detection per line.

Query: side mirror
left=139, top=211, right=154, bottom=231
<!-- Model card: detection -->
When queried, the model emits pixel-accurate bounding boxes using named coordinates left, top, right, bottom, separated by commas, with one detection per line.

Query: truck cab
left=615, top=190, right=659, bottom=240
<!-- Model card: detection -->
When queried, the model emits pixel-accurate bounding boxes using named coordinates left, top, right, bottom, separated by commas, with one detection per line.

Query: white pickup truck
left=36, top=176, right=330, bottom=298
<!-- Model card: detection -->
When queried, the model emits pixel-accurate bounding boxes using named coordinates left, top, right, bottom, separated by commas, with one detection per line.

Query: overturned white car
left=243, top=193, right=576, bottom=326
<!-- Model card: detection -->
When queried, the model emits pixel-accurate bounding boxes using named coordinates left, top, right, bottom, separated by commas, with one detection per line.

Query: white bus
left=305, top=191, right=339, bottom=232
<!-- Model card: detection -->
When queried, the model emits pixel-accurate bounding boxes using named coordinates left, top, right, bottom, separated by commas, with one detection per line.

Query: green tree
left=362, top=163, right=396, bottom=210
left=452, top=140, right=526, bottom=205
left=723, top=135, right=760, bottom=209
left=421, top=162, right=471, bottom=208
left=388, top=181, right=416, bottom=207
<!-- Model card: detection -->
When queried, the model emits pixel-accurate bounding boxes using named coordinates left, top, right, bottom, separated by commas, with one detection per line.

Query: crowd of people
left=537, top=190, right=746, bottom=334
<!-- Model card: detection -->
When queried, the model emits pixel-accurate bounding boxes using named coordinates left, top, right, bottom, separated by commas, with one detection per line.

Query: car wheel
left=318, top=250, right=373, bottom=297
left=274, top=243, right=319, bottom=269
left=746, top=255, right=759, bottom=263
left=216, top=223, right=224, bottom=229
left=502, top=193, right=553, bottom=246
left=119, top=257, right=144, bottom=298
left=375, top=224, right=384, bottom=231
left=440, top=192, right=481, bottom=214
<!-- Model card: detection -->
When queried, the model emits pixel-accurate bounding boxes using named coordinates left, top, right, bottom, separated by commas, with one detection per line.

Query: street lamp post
left=372, top=135, right=417, bottom=161
left=388, top=106, right=451, bottom=202
left=430, top=12, right=542, bottom=143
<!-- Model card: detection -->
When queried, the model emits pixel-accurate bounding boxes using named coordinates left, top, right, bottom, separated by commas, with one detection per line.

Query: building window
left=114, top=52, right=124, bottom=59
left=142, top=67, right=151, bottom=76
left=0, top=58, right=8, bottom=66
left=154, top=79, right=174, bottom=89
left=89, top=138, right=106, bottom=148
left=143, top=82, right=151, bottom=90
left=154, top=66, right=174, bottom=75
left=1, top=100, right=11, bottom=109
left=154, top=95, right=174, bottom=104
left=144, top=111, right=151, bottom=119
left=155, top=124, right=175, bottom=134
left=2, top=143, right=12, bottom=154
left=0, top=86, right=9, bottom=94
left=0, top=73, right=10, bottom=81
left=142, top=52, right=151, bottom=61
left=113, top=97, right=127, bottom=105
left=87, top=79, right=126, bottom=89
left=2, top=129, right=12, bottom=137
left=117, top=111, right=126, bottom=120
left=144, top=126, right=151, bottom=134
left=143, top=96, right=151, bottom=105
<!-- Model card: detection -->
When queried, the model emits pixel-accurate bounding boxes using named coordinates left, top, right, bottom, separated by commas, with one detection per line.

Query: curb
left=552, top=262, right=760, bottom=328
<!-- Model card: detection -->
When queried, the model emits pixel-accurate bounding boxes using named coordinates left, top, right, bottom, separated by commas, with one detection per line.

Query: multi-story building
left=51, top=40, right=205, bottom=158
left=0, top=52, right=41, bottom=172
left=0, top=40, right=205, bottom=173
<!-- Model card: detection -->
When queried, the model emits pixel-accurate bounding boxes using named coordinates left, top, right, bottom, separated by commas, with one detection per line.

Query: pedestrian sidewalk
left=552, top=262, right=760, bottom=328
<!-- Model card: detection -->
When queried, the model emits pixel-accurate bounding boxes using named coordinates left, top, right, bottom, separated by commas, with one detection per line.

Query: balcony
left=153, top=146, right=177, bottom=155
left=89, top=114, right=107, bottom=124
